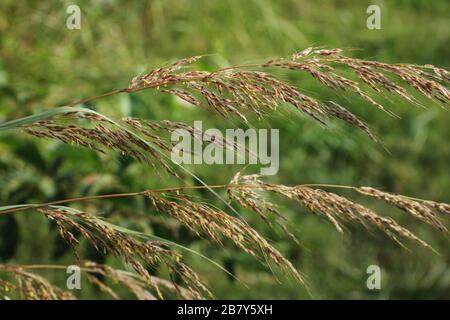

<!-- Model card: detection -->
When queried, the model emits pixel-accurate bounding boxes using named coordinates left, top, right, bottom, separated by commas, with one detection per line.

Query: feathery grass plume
left=0, top=264, right=75, bottom=300
left=144, top=191, right=303, bottom=284
left=335, top=57, right=450, bottom=104
left=227, top=173, right=436, bottom=250
left=0, top=173, right=449, bottom=298
left=268, top=48, right=396, bottom=115
left=228, top=172, right=299, bottom=245
left=280, top=47, right=449, bottom=107
left=80, top=262, right=156, bottom=300
left=17, top=109, right=180, bottom=177
left=0, top=50, right=449, bottom=300
left=79, top=261, right=197, bottom=300
left=356, top=187, right=447, bottom=231
left=0, top=262, right=196, bottom=300
left=17, top=110, right=246, bottom=178
left=38, top=206, right=211, bottom=299
left=126, top=55, right=329, bottom=124
left=124, top=48, right=448, bottom=140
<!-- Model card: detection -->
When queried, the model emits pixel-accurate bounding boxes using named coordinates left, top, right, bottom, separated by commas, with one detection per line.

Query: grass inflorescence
left=0, top=48, right=449, bottom=299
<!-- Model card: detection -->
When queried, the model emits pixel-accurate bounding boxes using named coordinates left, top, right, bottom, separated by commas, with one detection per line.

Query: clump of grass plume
left=0, top=48, right=449, bottom=299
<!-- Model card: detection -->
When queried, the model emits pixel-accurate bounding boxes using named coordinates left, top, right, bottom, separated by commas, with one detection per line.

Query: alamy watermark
left=171, top=121, right=279, bottom=176
left=366, top=5, right=381, bottom=30
left=66, top=4, right=81, bottom=30
left=66, top=265, right=81, bottom=290
left=366, top=265, right=381, bottom=290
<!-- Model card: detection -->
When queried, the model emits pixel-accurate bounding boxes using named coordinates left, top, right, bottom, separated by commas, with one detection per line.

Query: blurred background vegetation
left=0, top=0, right=449, bottom=299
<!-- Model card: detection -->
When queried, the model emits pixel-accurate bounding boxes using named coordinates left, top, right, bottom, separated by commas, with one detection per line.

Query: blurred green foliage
left=0, top=0, right=449, bottom=299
